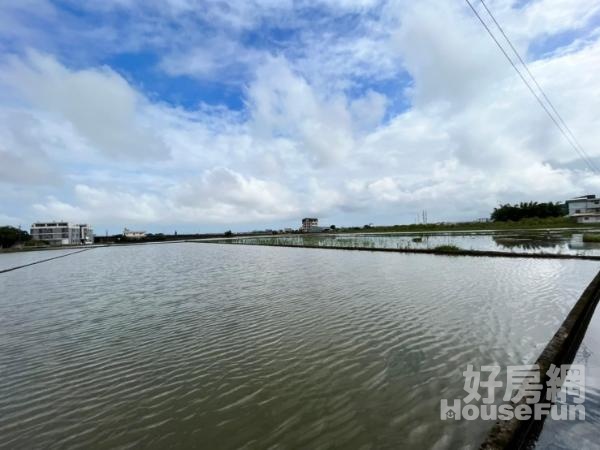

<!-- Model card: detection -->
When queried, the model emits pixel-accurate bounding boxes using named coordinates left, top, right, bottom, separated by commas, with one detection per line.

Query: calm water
left=0, top=243, right=598, bottom=449
left=223, top=232, right=600, bottom=256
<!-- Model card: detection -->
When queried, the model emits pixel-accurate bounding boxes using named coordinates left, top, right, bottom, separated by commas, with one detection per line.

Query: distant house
left=31, top=222, right=94, bottom=245
left=566, top=195, right=600, bottom=223
left=301, top=218, right=320, bottom=232
left=123, top=228, right=147, bottom=239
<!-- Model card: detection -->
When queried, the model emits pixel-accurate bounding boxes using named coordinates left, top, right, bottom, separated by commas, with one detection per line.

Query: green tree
left=491, top=201, right=565, bottom=222
left=0, top=226, right=31, bottom=248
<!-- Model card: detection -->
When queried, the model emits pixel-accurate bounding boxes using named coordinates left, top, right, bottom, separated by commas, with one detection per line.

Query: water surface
left=0, top=243, right=598, bottom=449
left=0, top=248, right=84, bottom=271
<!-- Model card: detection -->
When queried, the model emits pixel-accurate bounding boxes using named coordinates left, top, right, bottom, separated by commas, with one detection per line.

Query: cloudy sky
left=1, top=0, right=600, bottom=233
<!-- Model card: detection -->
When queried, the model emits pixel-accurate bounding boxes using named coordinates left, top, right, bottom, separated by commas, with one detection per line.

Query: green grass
left=432, top=245, right=462, bottom=253
left=336, top=216, right=586, bottom=234
left=583, top=233, right=600, bottom=243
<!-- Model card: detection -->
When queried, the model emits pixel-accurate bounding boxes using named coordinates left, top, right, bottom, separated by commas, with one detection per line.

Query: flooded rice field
left=0, top=243, right=599, bottom=449
left=220, top=231, right=600, bottom=256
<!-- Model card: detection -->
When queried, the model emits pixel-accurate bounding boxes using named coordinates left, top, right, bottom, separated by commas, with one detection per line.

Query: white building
left=301, top=217, right=327, bottom=233
left=31, top=222, right=94, bottom=245
left=301, top=218, right=318, bottom=232
left=123, top=228, right=147, bottom=239
left=566, top=195, right=600, bottom=223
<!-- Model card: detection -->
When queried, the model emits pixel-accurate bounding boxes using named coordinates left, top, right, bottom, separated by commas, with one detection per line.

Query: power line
left=478, top=0, right=599, bottom=173
left=464, top=0, right=598, bottom=173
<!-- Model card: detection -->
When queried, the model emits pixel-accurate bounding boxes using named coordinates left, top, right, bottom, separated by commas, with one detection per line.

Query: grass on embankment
left=432, top=245, right=462, bottom=254
left=583, top=233, right=600, bottom=243
left=337, top=216, right=590, bottom=234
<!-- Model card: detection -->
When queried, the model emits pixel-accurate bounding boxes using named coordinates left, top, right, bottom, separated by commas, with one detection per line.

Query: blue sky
left=1, top=0, right=600, bottom=233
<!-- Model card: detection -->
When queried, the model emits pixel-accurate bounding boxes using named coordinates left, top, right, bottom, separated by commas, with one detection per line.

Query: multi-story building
left=31, top=222, right=94, bottom=245
left=566, top=195, right=600, bottom=223
left=301, top=217, right=320, bottom=232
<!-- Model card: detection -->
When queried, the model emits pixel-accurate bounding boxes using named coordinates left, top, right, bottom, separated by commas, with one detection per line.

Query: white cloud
left=247, top=56, right=356, bottom=166
left=32, top=169, right=300, bottom=226
left=160, top=36, right=264, bottom=80
left=390, top=1, right=510, bottom=109
left=33, top=196, right=88, bottom=221
left=350, top=90, right=388, bottom=132
left=0, top=51, right=168, bottom=160
left=170, top=167, right=299, bottom=220
left=0, top=110, right=59, bottom=185
left=506, top=0, right=600, bottom=45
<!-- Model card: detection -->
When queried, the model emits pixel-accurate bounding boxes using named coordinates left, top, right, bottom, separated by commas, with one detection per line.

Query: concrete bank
left=480, top=269, right=600, bottom=449
left=0, top=241, right=193, bottom=273
left=188, top=240, right=600, bottom=261
left=0, top=248, right=94, bottom=274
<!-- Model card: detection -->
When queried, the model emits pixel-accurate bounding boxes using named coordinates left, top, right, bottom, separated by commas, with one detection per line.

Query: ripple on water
left=0, top=243, right=598, bottom=449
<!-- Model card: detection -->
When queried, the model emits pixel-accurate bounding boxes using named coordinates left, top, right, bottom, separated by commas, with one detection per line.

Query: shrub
left=433, top=245, right=461, bottom=253
left=583, top=233, right=600, bottom=243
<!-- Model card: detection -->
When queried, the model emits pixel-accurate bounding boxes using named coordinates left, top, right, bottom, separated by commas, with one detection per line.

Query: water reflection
left=492, top=234, right=568, bottom=251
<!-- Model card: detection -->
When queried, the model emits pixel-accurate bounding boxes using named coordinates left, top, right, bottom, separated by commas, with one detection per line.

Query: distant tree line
left=94, top=232, right=231, bottom=243
left=0, top=226, right=31, bottom=248
left=491, top=202, right=566, bottom=222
